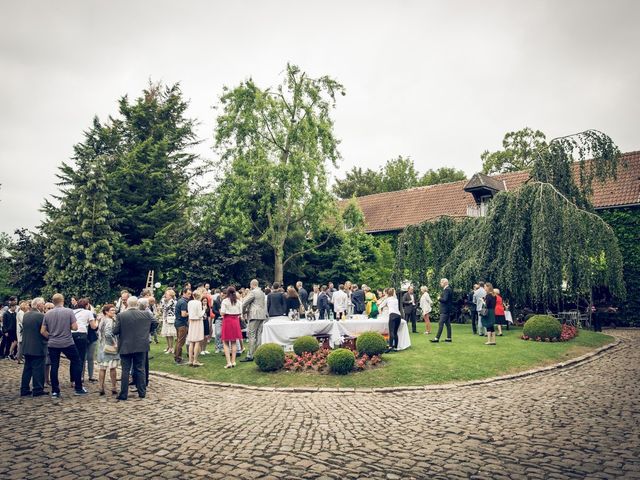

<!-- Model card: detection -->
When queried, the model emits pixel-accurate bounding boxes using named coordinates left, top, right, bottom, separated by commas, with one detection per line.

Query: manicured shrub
left=327, top=348, right=355, bottom=375
left=254, top=343, right=285, bottom=372
left=293, top=335, right=320, bottom=356
left=355, top=331, right=387, bottom=356
left=522, top=315, right=563, bottom=340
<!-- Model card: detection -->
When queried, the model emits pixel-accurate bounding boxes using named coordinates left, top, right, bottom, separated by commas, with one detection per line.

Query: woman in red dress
left=220, top=286, right=243, bottom=368
left=494, top=288, right=506, bottom=336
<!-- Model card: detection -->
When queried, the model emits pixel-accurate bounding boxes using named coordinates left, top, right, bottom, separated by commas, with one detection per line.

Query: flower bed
left=283, top=348, right=382, bottom=374
left=521, top=324, right=579, bottom=342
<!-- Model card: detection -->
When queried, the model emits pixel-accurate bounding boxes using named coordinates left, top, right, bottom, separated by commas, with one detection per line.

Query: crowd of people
left=1, top=277, right=510, bottom=399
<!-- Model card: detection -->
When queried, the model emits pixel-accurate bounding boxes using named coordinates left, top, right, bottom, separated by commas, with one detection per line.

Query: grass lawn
left=148, top=324, right=614, bottom=388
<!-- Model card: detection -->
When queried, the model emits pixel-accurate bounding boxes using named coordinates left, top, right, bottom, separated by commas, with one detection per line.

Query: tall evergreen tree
left=9, top=228, right=47, bottom=298
left=107, top=82, right=199, bottom=289
left=43, top=119, right=121, bottom=303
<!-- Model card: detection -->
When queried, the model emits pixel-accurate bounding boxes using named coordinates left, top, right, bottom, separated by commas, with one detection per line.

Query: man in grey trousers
left=240, top=279, right=267, bottom=362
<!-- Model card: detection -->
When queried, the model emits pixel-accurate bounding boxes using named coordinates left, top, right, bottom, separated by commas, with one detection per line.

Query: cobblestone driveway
left=1, top=330, right=639, bottom=479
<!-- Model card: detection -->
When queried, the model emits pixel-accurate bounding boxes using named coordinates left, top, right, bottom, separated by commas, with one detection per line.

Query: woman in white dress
left=419, top=286, right=433, bottom=335
left=186, top=290, right=205, bottom=366
left=161, top=289, right=177, bottom=354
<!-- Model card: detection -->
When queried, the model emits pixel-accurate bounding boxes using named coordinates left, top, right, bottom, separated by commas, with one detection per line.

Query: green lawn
left=148, top=325, right=614, bottom=388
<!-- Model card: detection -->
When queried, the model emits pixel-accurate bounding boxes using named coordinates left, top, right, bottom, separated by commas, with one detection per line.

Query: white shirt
left=312, top=292, right=319, bottom=306
left=379, top=296, right=400, bottom=316
left=473, top=287, right=486, bottom=312
left=332, top=290, right=349, bottom=313
left=16, top=310, right=24, bottom=342
left=420, top=292, right=432, bottom=313
left=221, top=297, right=243, bottom=315
left=187, top=299, right=205, bottom=320
left=73, top=309, right=94, bottom=334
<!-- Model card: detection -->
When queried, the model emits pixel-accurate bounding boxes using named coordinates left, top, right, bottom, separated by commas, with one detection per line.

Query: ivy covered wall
left=598, top=206, right=640, bottom=326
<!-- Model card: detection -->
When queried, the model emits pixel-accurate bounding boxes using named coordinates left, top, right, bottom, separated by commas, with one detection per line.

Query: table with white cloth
left=336, top=314, right=411, bottom=351
left=261, top=317, right=343, bottom=351
left=261, top=314, right=412, bottom=351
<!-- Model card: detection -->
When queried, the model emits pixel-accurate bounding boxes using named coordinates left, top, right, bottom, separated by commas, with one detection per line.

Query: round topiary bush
left=523, top=315, right=563, bottom=340
left=327, top=348, right=355, bottom=375
left=355, top=331, right=387, bottom=356
left=293, top=335, right=320, bottom=356
left=254, top=343, right=285, bottom=372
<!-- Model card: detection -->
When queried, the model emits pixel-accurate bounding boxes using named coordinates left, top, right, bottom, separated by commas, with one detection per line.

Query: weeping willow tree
left=393, top=130, right=626, bottom=309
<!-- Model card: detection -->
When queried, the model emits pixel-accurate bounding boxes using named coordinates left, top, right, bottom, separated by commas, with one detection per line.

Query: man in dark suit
left=431, top=278, right=454, bottom=343
left=113, top=296, right=158, bottom=400
left=267, top=282, right=288, bottom=317
left=296, top=281, right=309, bottom=310
left=317, top=286, right=330, bottom=320
left=402, top=286, right=418, bottom=333
left=351, top=285, right=365, bottom=315
left=20, top=298, right=48, bottom=397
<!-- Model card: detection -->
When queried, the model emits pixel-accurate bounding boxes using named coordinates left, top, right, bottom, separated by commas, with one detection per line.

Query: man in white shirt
left=473, top=282, right=487, bottom=336
left=332, top=284, right=349, bottom=320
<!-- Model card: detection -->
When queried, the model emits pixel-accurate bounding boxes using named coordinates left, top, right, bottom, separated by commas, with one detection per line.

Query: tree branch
left=282, top=232, right=333, bottom=268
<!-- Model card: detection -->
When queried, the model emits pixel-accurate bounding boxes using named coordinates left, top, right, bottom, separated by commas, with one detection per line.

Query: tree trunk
left=274, top=247, right=284, bottom=284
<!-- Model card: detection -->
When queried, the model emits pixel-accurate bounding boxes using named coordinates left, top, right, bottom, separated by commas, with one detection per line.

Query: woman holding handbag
left=97, top=304, right=120, bottom=396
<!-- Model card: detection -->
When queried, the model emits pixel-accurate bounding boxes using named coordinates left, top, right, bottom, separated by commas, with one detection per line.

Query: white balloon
left=154, top=282, right=161, bottom=288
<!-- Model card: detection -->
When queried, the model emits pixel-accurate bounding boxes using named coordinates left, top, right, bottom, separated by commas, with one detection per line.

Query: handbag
left=103, top=343, right=118, bottom=354
left=479, top=299, right=488, bottom=317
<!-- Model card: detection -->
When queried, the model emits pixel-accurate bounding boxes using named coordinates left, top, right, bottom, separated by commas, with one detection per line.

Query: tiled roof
left=349, top=151, right=640, bottom=233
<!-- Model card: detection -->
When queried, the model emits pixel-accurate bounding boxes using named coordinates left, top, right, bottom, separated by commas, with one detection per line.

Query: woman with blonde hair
left=482, top=283, right=497, bottom=345
left=186, top=290, right=205, bottom=366
left=419, top=286, right=432, bottom=335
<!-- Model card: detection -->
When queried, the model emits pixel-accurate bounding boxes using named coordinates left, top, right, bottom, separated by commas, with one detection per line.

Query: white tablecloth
left=261, top=318, right=342, bottom=351
left=261, top=315, right=412, bottom=351
left=337, top=315, right=411, bottom=351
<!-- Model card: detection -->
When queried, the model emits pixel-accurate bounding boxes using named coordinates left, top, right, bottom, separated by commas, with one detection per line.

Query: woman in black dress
left=482, top=283, right=497, bottom=345
left=286, top=286, right=301, bottom=317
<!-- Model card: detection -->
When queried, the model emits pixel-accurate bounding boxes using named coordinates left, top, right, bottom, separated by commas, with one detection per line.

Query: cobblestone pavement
left=1, top=330, right=639, bottom=480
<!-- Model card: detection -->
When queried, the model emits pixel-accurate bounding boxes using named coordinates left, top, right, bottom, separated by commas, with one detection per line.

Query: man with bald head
left=20, top=298, right=48, bottom=397
left=241, top=279, right=267, bottom=362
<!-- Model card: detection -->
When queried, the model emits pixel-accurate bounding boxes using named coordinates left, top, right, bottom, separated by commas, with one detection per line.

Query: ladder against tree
left=145, top=270, right=155, bottom=292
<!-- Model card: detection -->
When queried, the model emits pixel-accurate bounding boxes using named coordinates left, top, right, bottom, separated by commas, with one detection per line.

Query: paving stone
left=0, top=330, right=639, bottom=478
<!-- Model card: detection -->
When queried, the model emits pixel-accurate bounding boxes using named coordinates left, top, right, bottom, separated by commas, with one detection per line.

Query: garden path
left=0, top=330, right=639, bottom=479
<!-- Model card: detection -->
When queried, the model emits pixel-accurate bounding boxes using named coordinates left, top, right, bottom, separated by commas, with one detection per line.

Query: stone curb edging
left=149, top=337, right=622, bottom=394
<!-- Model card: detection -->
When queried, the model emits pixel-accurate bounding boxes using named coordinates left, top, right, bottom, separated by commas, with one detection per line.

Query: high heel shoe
left=232, top=362, right=236, bottom=368
left=224, top=364, right=232, bottom=369
left=99, top=389, right=105, bottom=396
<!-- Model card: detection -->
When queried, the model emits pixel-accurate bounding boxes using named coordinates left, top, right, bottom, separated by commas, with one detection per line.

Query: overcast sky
left=1, top=0, right=639, bottom=235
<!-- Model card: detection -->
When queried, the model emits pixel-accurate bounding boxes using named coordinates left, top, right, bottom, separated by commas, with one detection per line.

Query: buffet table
left=336, top=314, right=411, bottom=350
left=261, top=317, right=342, bottom=351
left=261, top=315, right=412, bottom=351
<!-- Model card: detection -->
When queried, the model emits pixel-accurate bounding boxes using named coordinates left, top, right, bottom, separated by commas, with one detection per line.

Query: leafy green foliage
left=327, top=348, right=355, bottom=375
left=293, top=336, right=320, bottom=356
left=395, top=183, right=625, bottom=309
left=214, top=64, right=343, bottom=282
left=531, top=130, right=621, bottom=209
left=9, top=229, right=47, bottom=298
left=0, top=233, right=17, bottom=300
left=254, top=343, right=286, bottom=372
left=43, top=154, right=121, bottom=303
left=523, top=315, right=563, bottom=339
left=397, top=131, right=625, bottom=310
left=598, top=207, right=640, bottom=326
left=481, top=128, right=547, bottom=174
left=421, top=167, right=467, bottom=186
left=355, top=332, right=387, bottom=356
left=333, top=157, right=466, bottom=199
